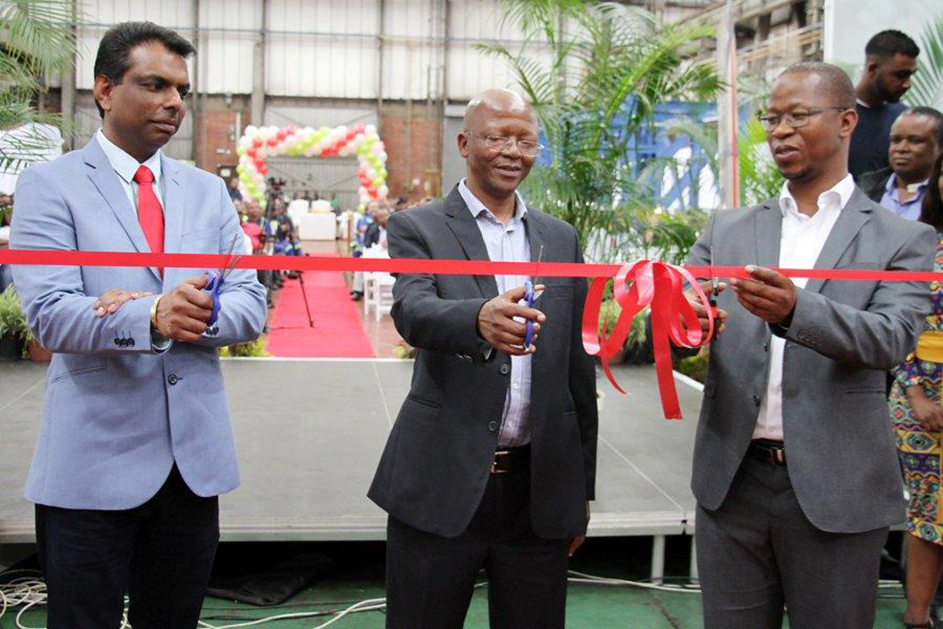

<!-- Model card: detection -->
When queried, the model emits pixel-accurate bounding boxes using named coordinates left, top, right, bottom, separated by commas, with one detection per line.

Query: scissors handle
left=523, top=280, right=536, bottom=349
left=205, top=272, right=224, bottom=326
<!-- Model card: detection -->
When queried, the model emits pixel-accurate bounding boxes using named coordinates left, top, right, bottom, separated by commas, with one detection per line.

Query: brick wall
left=193, top=95, right=252, bottom=176
left=380, top=103, right=443, bottom=203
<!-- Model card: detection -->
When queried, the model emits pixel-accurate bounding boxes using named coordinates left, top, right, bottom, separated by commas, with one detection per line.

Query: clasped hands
left=685, top=265, right=797, bottom=337
left=93, top=275, right=216, bottom=343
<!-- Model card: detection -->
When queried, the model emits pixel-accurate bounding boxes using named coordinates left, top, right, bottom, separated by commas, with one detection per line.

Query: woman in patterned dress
left=892, top=150, right=943, bottom=629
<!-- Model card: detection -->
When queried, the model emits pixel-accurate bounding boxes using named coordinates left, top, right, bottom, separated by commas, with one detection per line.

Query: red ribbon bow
left=582, top=260, right=715, bottom=420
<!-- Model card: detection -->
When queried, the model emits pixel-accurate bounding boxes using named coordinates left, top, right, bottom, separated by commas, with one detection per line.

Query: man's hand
left=477, top=284, right=546, bottom=356
left=93, top=290, right=154, bottom=318
left=153, top=275, right=215, bottom=343
left=729, top=265, right=797, bottom=325
left=906, top=386, right=943, bottom=432
left=685, top=280, right=728, bottom=338
left=568, top=501, right=591, bottom=558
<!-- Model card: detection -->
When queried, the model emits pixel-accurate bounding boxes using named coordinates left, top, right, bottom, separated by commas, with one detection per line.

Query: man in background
left=859, top=106, right=943, bottom=219
left=850, top=29, right=920, bottom=179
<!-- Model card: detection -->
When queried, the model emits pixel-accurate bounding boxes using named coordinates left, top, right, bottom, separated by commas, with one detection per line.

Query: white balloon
left=379, top=185, right=389, bottom=197
left=365, top=124, right=377, bottom=135
left=245, top=125, right=258, bottom=137
left=379, top=151, right=388, bottom=162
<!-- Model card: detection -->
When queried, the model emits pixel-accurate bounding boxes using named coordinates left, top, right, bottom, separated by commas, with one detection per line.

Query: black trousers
left=385, top=466, right=570, bottom=629
left=36, top=466, right=220, bottom=629
left=696, top=454, right=888, bottom=629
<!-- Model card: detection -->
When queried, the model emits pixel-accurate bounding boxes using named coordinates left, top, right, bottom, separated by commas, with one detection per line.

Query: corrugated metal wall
left=73, top=0, right=539, bottom=101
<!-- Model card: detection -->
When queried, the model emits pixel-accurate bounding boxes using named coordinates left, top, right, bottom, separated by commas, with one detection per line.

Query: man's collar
left=887, top=173, right=929, bottom=195
left=778, top=173, right=855, bottom=217
left=458, top=178, right=527, bottom=222
left=95, top=129, right=162, bottom=185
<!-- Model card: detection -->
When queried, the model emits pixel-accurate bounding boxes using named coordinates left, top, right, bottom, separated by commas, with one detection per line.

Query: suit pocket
left=180, top=228, right=218, bottom=246
left=404, top=393, right=442, bottom=410
left=48, top=365, right=107, bottom=384
left=843, top=388, right=886, bottom=395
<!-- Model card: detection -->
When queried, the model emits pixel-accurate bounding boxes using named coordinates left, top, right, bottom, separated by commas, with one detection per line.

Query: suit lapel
left=444, top=187, right=499, bottom=299
left=83, top=138, right=162, bottom=283
left=804, top=188, right=872, bottom=294
left=753, top=199, right=783, bottom=269
left=160, top=154, right=185, bottom=288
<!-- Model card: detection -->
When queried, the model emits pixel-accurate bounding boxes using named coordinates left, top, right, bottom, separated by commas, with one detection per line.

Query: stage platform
left=0, top=358, right=704, bottom=578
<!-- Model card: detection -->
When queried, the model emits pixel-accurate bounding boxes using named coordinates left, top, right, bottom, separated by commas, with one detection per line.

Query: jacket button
left=128, top=338, right=135, bottom=347
left=488, top=420, right=499, bottom=432
left=763, top=342, right=769, bottom=352
left=499, top=364, right=510, bottom=375
left=167, top=374, right=179, bottom=385
left=753, top=394, right=761, bottom=405
left=114, top=338, right=121, bottom=346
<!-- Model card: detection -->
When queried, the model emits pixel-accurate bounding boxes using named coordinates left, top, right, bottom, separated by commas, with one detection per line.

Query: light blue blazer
left=10, top=136, right=267, bottom=510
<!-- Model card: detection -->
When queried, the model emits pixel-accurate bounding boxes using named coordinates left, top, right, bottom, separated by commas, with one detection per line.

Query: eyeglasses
left=757, top=107, right=849, bottom=132
left=473, top=134, right=544, bottom=157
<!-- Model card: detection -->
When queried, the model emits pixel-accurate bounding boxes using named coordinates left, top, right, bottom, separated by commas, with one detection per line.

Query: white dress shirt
left=458, top=179, right=533, bottom=448
left=753, top=174, right=856, bottom=440
left=96, top=129, right=165, bottom=210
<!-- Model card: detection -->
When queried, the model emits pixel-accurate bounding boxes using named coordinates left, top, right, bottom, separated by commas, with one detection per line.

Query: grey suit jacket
left=11, top=137, right=267, bottom=509
left=368, top=187, right=598, bottom=540
left=687, top=187, right=935, bottom=533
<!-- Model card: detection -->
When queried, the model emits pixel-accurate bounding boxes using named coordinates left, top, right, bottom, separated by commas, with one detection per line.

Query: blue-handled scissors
left=205, top=233, right=243, bottom=327
left=523, top=245, right=544, bottom=349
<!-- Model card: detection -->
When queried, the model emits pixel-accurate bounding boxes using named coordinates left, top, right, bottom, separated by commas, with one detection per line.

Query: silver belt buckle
left=491, top=450, right=510, bottom=474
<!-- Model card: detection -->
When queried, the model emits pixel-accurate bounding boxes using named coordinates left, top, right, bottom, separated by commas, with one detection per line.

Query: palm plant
left=0, top=0, right=76, bottom=173
left=906, top=13, right=943, bottom=109
left=478, top=1, right=720, bottom=262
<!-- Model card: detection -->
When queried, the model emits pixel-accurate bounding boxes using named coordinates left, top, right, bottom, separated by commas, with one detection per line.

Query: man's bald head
left=463, top=88, right=536, bottom=134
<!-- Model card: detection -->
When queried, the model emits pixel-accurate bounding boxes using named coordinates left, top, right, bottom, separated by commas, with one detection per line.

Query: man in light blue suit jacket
left=10, top=22, right=266, bottom=628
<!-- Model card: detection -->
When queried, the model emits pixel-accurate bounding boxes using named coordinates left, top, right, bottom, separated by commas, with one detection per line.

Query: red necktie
left=133, top=165, right=164, bottom=273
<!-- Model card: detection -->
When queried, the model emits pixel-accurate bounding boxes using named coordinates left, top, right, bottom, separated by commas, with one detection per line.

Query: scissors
left=523, top=245, right=544, bottom=349
left=205, top=233, right=243, bottom=327
left=707, top=217, right=720, bottom=337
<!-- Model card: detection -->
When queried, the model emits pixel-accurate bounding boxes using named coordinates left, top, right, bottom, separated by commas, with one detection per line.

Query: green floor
left=1, top=537, right=911, bottom=628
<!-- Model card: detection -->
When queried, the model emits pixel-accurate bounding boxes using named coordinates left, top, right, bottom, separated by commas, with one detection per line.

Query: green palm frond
left=480, top=1, right=719, bottom=259
left=0, top=0, right=76, bottom=172
left=906, top=13, right=943, bottom=108
left=0, top=0, right=77, bottom=78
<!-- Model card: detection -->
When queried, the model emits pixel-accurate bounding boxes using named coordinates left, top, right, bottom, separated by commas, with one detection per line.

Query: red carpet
left=266, top=259, right=375, bottom=358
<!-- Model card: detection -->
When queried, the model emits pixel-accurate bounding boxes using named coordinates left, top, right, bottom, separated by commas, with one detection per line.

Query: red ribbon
left=582, top=260, right=713, bottom=420
left=3, top=249, right=940, bottom=421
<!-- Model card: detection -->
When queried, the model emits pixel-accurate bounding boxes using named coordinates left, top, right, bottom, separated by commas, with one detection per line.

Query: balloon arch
left=235, top=122, right=389, bottom=209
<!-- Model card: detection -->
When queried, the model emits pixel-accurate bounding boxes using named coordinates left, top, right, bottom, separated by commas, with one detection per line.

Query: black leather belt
left=491, top=445, right=531, bottom=475
left=748, top=439, right=786, bottom=466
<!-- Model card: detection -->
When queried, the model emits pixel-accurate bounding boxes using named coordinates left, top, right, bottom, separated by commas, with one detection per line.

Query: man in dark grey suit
left=368, top=88, right=597, bottom=629
left=685, top=62, right=936, bottom=627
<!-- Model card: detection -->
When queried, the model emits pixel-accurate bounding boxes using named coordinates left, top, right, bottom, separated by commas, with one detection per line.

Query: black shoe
left=351, top=291, right=363, bottom=302
left=906, top=620, right=936, bottom=628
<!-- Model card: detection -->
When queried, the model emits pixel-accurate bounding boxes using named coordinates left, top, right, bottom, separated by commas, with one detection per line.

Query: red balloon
left=252, top=138, right=263, bottom=148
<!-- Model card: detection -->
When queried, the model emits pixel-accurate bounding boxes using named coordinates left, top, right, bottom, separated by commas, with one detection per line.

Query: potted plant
left=0, top=285, right=29, bottom=361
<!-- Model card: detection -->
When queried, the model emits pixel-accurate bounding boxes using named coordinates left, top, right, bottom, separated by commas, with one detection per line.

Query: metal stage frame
left=0, top=358, right=705, bottom=581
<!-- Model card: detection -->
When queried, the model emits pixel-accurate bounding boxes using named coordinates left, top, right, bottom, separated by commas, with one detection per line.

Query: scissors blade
left=219, top=232, right=243, bottom=281
left=707, top=215, right=719, bottom=300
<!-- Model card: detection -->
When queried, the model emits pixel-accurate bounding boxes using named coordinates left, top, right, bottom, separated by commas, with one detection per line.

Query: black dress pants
left=35, top=466, right=220, bottom=629
left=385, top=466, right=570, bottom=629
